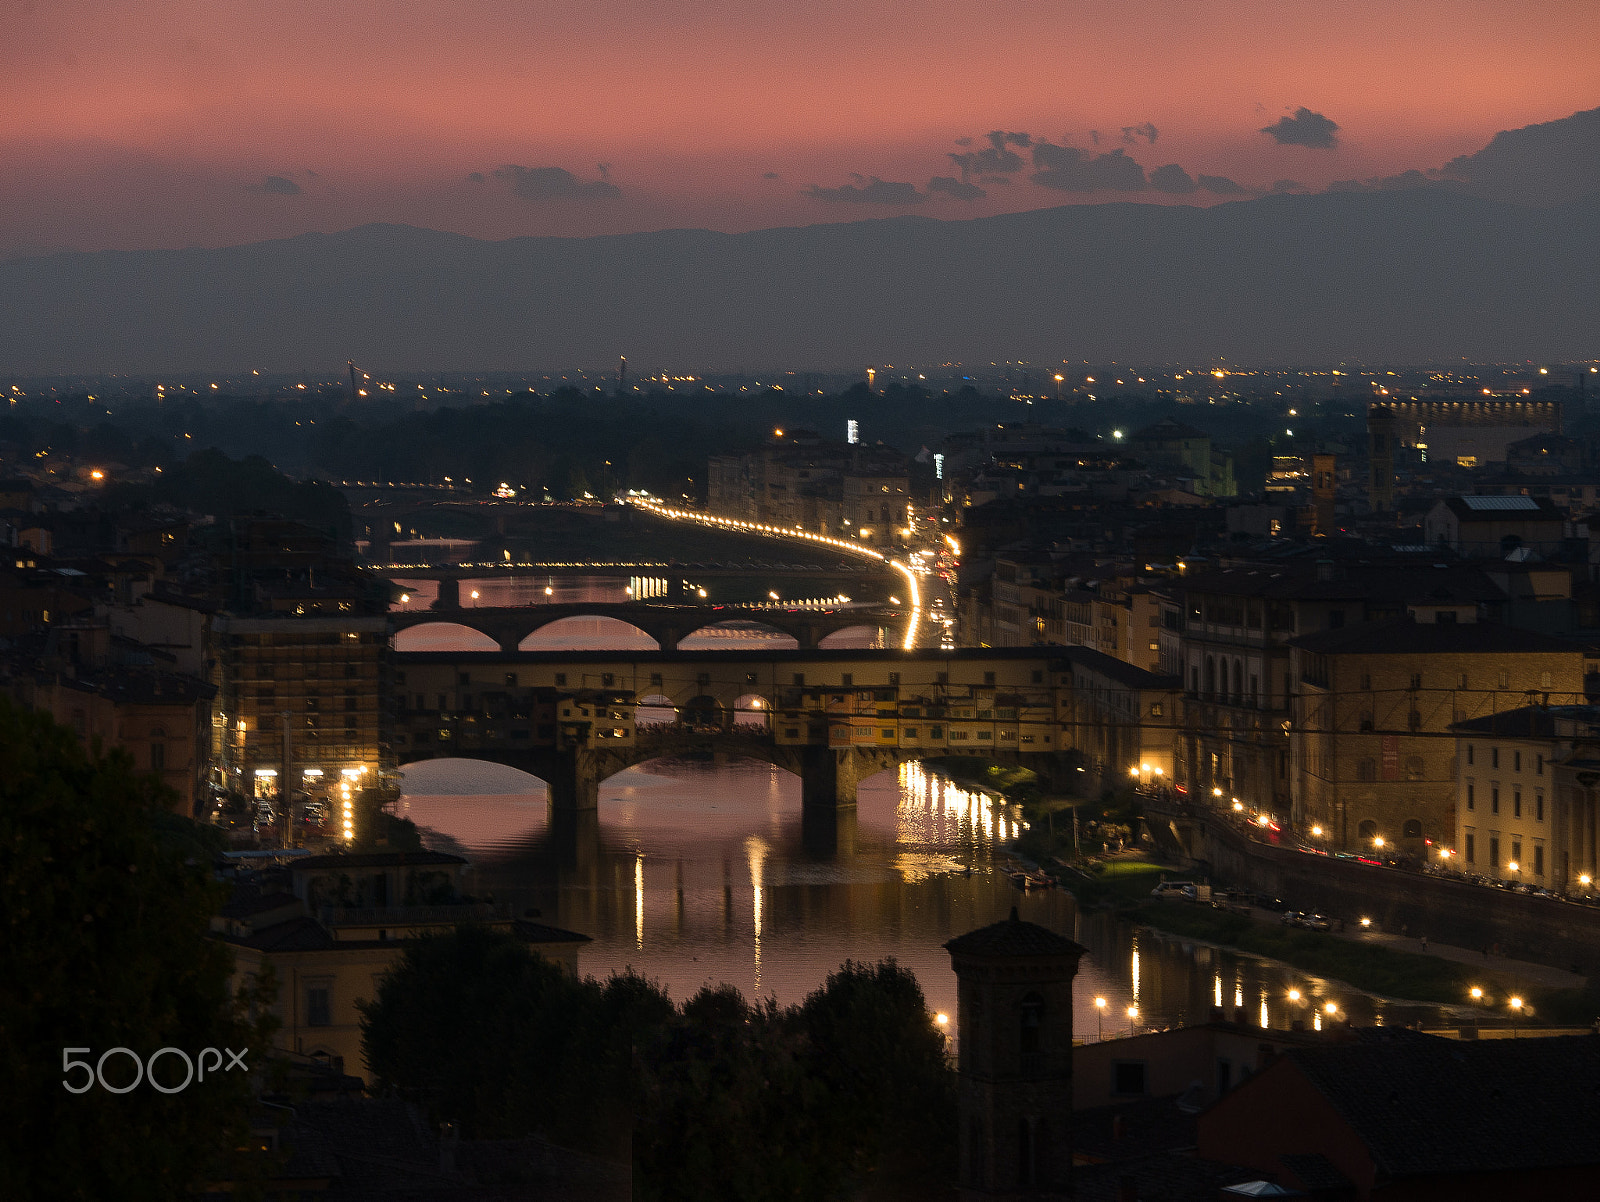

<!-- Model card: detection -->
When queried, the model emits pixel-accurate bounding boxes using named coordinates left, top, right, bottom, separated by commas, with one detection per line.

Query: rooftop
left=944, top=907, right=1087, bottom=960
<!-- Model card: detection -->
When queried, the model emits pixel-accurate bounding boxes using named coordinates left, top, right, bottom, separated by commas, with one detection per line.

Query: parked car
left=1151, top=881, right=1199, bottom=900
left=1280, top=910, right=1305, bottom=927
left=1303, top=913, right=1332, bottom=931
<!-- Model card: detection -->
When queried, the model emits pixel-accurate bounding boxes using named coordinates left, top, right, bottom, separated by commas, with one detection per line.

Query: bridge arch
left=517, top=614, right=661, bottom=651
left=635, top=693, right=677, bottom=726
left=392, top=621, right=502, bottom=652
left=677, top=619, right=800, bottom=650
left=818, top=624, right=889, bottom=649
left=731, top=692, right=772, bottom=729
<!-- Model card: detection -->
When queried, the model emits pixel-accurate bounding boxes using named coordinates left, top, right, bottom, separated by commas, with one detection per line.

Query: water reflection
left=399, top=757, right=1454, bottom=1036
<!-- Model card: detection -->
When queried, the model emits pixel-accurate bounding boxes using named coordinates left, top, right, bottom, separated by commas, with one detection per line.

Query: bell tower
left=945, top=908, right=1086, bottom=1199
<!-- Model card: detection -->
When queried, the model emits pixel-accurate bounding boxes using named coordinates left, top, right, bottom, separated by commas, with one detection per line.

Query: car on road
left=1151, top=881, right=1199, bottom=900
left=1303, top=913, right=1332, bottom=931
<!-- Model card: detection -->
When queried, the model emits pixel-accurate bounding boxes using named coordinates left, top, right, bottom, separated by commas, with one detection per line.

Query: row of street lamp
left=1091, top=985, right=1527, bottom=1040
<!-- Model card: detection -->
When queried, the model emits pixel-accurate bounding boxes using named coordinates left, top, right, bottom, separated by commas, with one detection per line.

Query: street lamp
left=1509, top=996, right=1523, bottom=1038
left=1373, top=836, right=1386, bottom=851
left=1311, top=825, right=1323, bottom=839
left=1126, top=1004, right=1139, bottom=1037
left=1470, top=986, right=1483, bottom=1035
left=1094, top=996, right=1107, bottom=1042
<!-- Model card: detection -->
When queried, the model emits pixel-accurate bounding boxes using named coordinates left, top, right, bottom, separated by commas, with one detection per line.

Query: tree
left=0, top=699, right=273, bottom=1200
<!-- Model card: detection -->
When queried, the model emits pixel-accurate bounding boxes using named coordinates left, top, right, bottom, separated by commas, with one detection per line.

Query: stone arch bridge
left=391, top=602, right=897, bottom=653
left=389, top=646, right=1170, bottom=816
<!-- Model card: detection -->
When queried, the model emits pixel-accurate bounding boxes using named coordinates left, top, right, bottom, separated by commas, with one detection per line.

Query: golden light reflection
left=896, top=761, right=1018, bottom=850
left=746, top=835, right=767, bottom=994
left=634, top=852, right=645, bottom=950
left=1130, top=942, right=1141, bottom=1002
left=1259, top=995, right=1270, bottom=1028
left=1214, top=975, right=1223, bottom=1008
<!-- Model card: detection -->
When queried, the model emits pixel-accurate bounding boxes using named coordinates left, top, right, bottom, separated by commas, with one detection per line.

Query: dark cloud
left=1030, top=143, right=1147, bottom=192
left=1198, top=174, right=1248, bottom=195
left=1261, top=107, right=1340, bottom=149
left=928, top=175, right=987, bottom=201
left=1435, top=105, right=1600, bottom=204
left=248, top=174, right=301, bottom=195
left=1121, top=122, right=1159, bottom=146
left=490, top=164, right=621, bottom=201
left=467, top=171, right=486, bottom=184
left=950, top=131, right=1032, bottom=178
left=1147, top=163, right=1196, bottom=194
left=803, top=175, right=926, bottom=205
left=1271, top=179, right=1306, bottom=193
left=979, top=175, right=1012, bottom=185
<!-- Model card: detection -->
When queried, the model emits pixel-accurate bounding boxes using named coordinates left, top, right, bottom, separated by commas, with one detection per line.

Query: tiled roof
left=943, top=908, right=1086, bottom=960
left=1288, top=1036, right=1600, bottom=1178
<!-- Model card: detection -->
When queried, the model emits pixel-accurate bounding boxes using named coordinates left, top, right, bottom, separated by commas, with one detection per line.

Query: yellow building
left=1290, top=619, right=1585, bottom=855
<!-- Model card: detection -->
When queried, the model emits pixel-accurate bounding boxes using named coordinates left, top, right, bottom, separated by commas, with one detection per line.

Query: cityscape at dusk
left=3, top=2, right=1600, bottom=1199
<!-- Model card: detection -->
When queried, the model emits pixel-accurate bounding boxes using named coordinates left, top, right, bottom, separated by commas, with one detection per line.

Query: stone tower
left=945, top=908, right=1087, bottom=1199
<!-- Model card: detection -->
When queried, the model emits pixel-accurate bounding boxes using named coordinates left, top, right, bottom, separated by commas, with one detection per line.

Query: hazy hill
left=1, top=188, right=1595, bottom=373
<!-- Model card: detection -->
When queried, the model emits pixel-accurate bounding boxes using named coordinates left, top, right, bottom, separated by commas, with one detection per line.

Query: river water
left=395, top=594, right=1450, bottom=1037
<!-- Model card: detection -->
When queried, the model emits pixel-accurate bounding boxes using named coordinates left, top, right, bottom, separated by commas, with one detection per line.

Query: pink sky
left=3, top=0, right=1597, bottom=255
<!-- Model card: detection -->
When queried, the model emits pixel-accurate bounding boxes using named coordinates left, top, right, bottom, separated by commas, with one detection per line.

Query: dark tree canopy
left=0, top=699, right=272, bottom=1201
left=360, top=927, right=956, bottom=1201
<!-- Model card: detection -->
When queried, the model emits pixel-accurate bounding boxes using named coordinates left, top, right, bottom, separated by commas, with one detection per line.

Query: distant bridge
left=391, top=601, right=898, bottom=653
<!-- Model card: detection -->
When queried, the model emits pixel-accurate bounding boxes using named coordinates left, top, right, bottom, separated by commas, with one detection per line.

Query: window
left=1535, top=845, right=1544, bottom=876
left=651, top=673, right=663, bottom=686
left=1512, top=840, right=1522, bottom=865
left=1536, top=790, right=1544, bottom=822
left=150, top=743, right=165, bottom=771
left=793, top=674, right=805, bottom=686
left=555, top=673, right=567, bottom=686
left=1489, top=837, right=1500, bottom=867
left=1465, top=832, right=1476, bottom=863
left=1514, top=751, right=1522, bottom=772
left=1112, top=1061, right=1147, bottom=1096
left=1360, top=673, right=1372, bottom=691
left=842, top=673, right=852, bottom=687
left=881, top=728, right=894, bottom=739
left=937, top=672, right=949, bottom=685
left=890, top=672, right=901, bottom=685
left=1357, top=759, right=1376, bottom=782
left=1218, top=1059, right=1233, bottom=1094
left=1466, top=782, right=1475, bottom=810
left=1405, top=756, right=1424, bottom=782
left=1498, top=670, right=1509, bottom=689
left=1031, top=670, right=1043, bottom=684
left=1541, top=671, right=1553, bottom=689
left=505, top=673, right=518, bottom=687
left=1467, top=745, right=1475, bottom=766
left=1492, top=748, right=1500, bottom=768
left=458, top=672, right=471, bottom=686
left=1537, top=754, right=1545, bottom=776
left=905, top=727, right=918, bottom=738
left=1491, top=786, right=1500, bottom=815
left=1459, top=672, right=1469, bottom=689
left=929, top=726, right=943, bottom=739
left=1410, top=673, right=1423, bottom=690
left=306, top=984, right=331, bottom=1027
left=1513, top=790, right=1522, bottom=819
left=1020, top=993, right=1043, bottom=1059
left=1150, top=702, right=1163, bottom=718
left=983, top=671, right=996, bottom=686
left=1403, top=819, right=1423, bottom=839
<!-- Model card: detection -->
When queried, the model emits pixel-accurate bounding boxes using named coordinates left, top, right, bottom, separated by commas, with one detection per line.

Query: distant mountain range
left=2, top=187, right=1596, bottom=373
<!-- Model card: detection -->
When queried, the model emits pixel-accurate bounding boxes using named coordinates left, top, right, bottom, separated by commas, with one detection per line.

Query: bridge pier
left=432, top=578, right=461, bottom=610
left=799, top=745, right=862, bottom=811
left=544, top=748, right=601, bottom=812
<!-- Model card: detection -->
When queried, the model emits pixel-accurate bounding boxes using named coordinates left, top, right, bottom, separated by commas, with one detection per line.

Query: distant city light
left=846, top=419, right=859, bottom=445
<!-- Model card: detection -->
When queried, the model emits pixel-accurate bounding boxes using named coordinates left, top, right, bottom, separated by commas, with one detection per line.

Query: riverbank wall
left=1146, top=800, right=1600, bottom=977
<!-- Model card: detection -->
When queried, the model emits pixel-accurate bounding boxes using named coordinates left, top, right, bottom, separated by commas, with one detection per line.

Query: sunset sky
left=3, top=0, right=1597, bottom=256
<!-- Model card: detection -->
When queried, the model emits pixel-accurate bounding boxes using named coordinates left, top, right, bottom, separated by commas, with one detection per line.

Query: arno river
left=395, top=579, right=1453, bottom=1038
